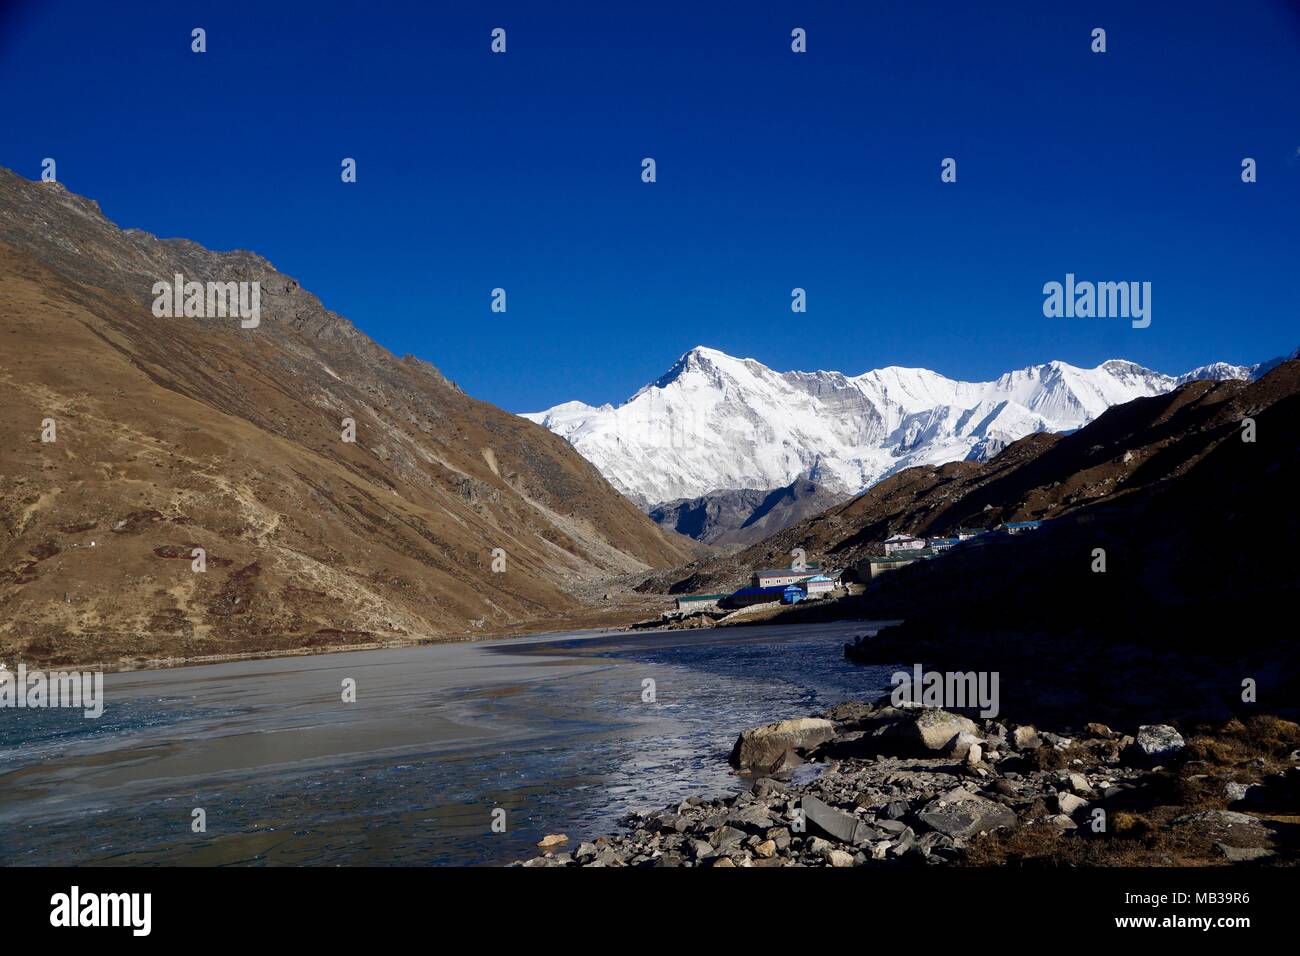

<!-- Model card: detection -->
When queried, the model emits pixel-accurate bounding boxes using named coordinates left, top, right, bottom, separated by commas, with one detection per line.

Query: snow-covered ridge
left=522, top=346, right=1257, bottom=507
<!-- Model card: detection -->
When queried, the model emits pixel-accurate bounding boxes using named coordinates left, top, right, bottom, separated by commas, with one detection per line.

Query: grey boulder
left=881, top=709, right=979, bottom=755
left=916, top=789, right=1017, bottom=842
left=1009, top=725, right=1042, bottom=750
left=802, top=795, right=878, bottom=845
left=730, top=717, right=838, bottom=770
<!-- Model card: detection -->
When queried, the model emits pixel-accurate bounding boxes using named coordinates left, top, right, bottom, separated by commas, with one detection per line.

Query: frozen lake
left=0, top=620, right=897, bottom=865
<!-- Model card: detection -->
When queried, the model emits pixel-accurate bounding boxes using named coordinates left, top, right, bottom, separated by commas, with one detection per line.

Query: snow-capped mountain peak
left=522, top=347, right=1256, bottom=507
left=1175, top=362, right=1254, bottom=384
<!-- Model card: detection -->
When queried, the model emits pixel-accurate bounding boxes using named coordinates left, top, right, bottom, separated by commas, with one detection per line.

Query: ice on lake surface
left=0, top=620, right=896, bottom=865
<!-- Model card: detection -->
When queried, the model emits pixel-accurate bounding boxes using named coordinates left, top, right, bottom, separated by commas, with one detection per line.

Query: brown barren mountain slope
left=0, top=170, right=689, bottom=668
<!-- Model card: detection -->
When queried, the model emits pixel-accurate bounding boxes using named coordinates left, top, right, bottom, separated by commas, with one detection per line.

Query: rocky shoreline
left=518, top=700, right=1299, bottom=867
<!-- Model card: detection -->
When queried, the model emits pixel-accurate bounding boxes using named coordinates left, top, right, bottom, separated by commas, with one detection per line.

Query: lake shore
left=519, top=698, right=1300, bottom=868
left=10, top=597, right=681, bottom=674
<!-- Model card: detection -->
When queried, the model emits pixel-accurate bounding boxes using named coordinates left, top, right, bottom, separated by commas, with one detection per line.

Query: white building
left=882, top=534, right=926, bottom=554
left=753, top=566, right=819, bottom=588
left=803, top=575, right=834, bottom=597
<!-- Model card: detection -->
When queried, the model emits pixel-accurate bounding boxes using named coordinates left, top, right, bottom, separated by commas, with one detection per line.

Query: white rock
left=1136, top=724, right=1185, bottom=758
left=825, top=849, right=855, bottom=868
left=1055, top=792, right=1089, bottom=816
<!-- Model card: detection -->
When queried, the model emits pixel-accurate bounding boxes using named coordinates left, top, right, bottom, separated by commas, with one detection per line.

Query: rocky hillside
left=0, top=169, right=690, bottom=668
left=647, top=478, right=844, bottom=548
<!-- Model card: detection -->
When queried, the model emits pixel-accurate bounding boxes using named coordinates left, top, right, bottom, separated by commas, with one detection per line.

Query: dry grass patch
left=1184, top=716, right=1300, bottom=772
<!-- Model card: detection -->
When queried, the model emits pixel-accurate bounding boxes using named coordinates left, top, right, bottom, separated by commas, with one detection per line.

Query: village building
left=926, top=536, right=959, bottom=551
left=674, top=593, right=728, bottom=612
left=802, top=574, right=834, bottom=597
left=854, top=549, right=935, bottom=579
left=751, top=563, right=821, bottom=589
left=882, top=533, right=927, bottom=554
left=726, top=585, right=789, bottom=608
left=715, top=565, right=841, bottom=611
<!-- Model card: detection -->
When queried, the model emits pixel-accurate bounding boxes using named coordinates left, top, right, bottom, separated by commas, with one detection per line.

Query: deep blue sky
left=2, top=0, right=1297, bottom=411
